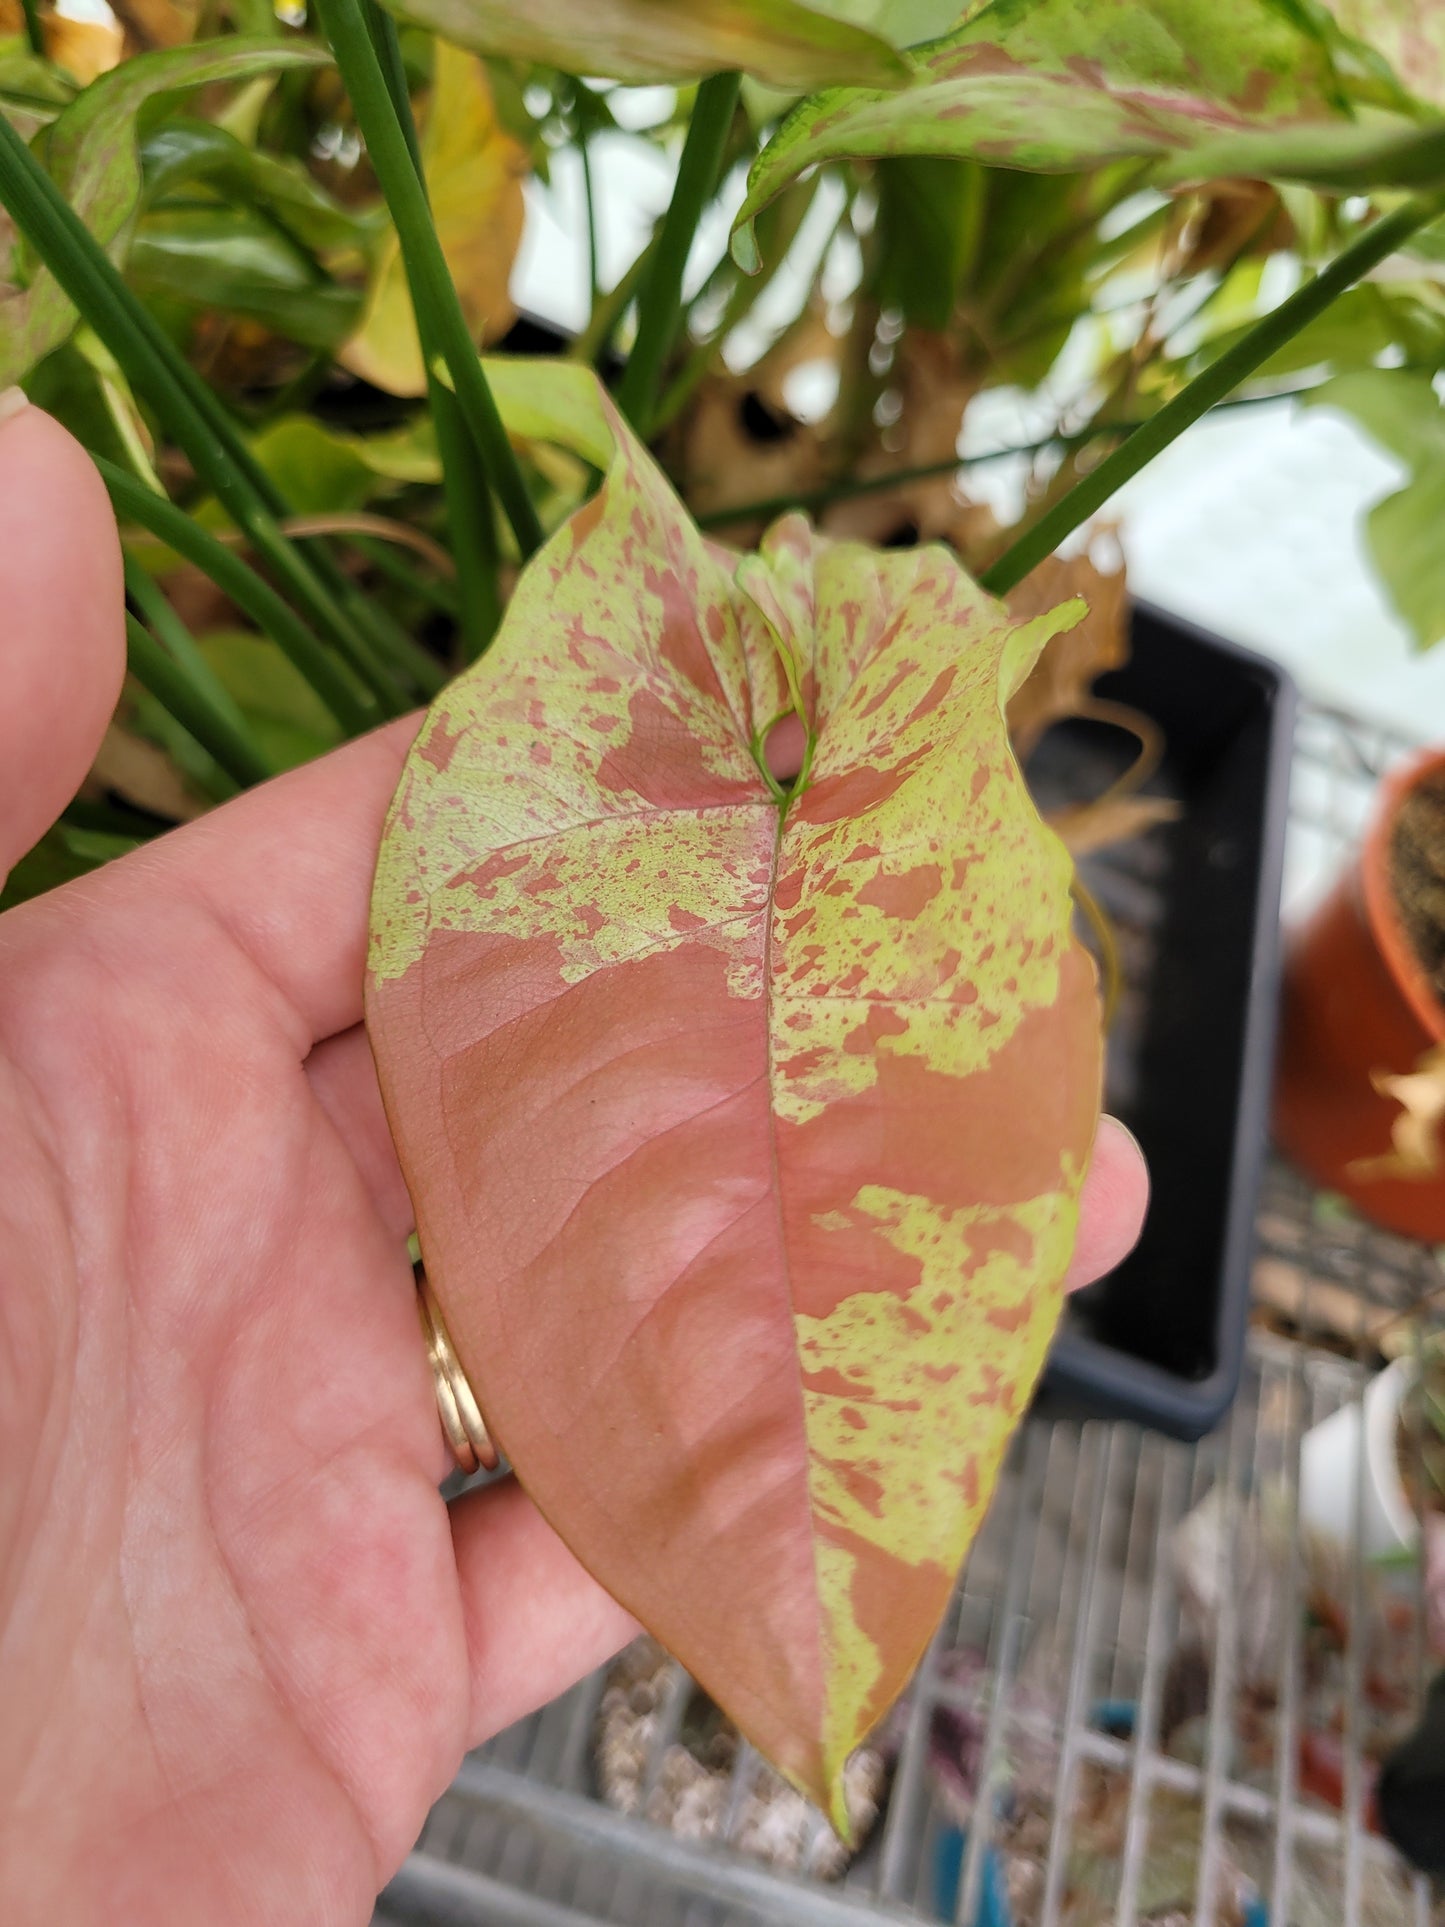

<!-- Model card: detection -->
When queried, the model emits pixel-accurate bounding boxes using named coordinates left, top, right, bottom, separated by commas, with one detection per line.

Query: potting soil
left=1389, top=775, right=1445, bottom=1002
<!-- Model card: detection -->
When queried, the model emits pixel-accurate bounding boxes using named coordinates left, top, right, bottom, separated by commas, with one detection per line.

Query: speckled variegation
left=732, top=0, right=1445, bottom=269
left=365, top=360, right=1102, bottom=1829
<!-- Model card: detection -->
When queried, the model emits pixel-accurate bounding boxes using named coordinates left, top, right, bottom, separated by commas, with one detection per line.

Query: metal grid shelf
left=377, top=701, right=1445, bottom=1927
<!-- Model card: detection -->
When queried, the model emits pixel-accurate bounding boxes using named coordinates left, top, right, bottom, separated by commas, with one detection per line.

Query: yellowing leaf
left=366, top=359, right=1103, bottom=1821
left=44, top=10, right=125, bottom=86
left=341, top=45, right=524, bottom=398
left=111, top=0, right=204, bottom=48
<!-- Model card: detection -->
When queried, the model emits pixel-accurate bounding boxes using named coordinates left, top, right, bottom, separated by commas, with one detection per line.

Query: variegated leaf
left=365, top=360, right=1102, bottom=1821
left=378, top=0, right=907, bottom=89
left=733, top=0, right=1445, bottom=269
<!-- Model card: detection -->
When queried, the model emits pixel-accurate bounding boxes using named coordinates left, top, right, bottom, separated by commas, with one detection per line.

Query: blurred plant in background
left=6, top=0, right=1445, bottom=903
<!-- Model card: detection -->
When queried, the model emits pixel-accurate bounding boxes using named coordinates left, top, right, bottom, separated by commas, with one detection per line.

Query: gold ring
left=416, top=1272, right=499, bottom=1475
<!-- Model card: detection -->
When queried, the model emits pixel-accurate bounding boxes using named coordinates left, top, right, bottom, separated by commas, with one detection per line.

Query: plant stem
left=980, top=194, right=1445, bottom=597
left=123, top=552, right=257, bottom=737
left=353, top=532, right=460, bottom=616
left=317, top=0, right=543, bottom=561
left=0, top=109, right=404, bottom=717
left=18, top=0, right=43, bottom=57
left=361, top=0, right=501, bottom=656
left=653, top=173, right=824, bottom=435
left=447, top=444, right=502, bottom=657
left=102, top=458, right=376, bottom=734
left=571, top=240, right=651, bottom=369
left=125, top=613, right=274, bottom=790
left=614, top=72, right=741, bottom=438
left=362, top=0, right=422, bottom=173
left=575, top=84, right=601, bottom=313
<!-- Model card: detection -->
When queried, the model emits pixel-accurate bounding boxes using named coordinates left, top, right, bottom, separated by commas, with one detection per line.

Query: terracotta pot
left=1275, top=748, right=1445, bottom=1241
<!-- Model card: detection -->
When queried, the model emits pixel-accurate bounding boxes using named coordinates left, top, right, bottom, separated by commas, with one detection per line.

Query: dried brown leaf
left=87, top=723, right=206, bottom=823
left=44, top=9, right=125, bottom=83
left=1005, top=544, right=1130, bottom=761
left=1049, top=790, right=1181, bottom=857
left=1352, top=1043, right=1445, bottom=1181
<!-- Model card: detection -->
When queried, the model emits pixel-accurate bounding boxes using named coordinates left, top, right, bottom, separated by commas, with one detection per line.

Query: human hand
left=0, top=401, right=1147, bottom=1924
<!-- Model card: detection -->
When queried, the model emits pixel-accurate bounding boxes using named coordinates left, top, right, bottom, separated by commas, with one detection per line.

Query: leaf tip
left=730, top=218, right=762, bottom=275
left=823, top=1772, right=856, bottom=1848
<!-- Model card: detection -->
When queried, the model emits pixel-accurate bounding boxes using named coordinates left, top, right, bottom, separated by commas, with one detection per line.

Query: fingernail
left=1101, top=1113, right=1146, bottom=1164
left=0, top=387, right=29, bottom=429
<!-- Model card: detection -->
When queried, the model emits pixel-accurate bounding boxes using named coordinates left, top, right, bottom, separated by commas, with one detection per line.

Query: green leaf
left=23, top=333, right=154, bottom=473
left=0, top=37, right=328, bottom=386
left=366, top=359, right=1101, bottom=1826
left=140, top=118, right=366, bottom=253
left=196, top=628, right=345, bottom=771
left=0, top=45, right=74, bottom=141
left=377, top=0, right=909, bottom=88
left=127, top=205, right=362, bottom=350
left=0, top=822, right=138, bottom=911
left=1364, top=461, right=1445, bottom=644
left=1307, top=368, right=1445, bottom=646
left=733, top=0, right=1445, bottom=267
left=873, top=156, right=981, bottom=330
left=1171, top=281, right=1434, bottom=386
left=1310, top=365, right=1445, bottom=466
left=248, top=412, right=441, bottom=514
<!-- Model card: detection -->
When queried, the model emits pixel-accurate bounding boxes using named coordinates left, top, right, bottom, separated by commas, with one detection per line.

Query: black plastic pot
left=1030, top=602, right=1295, bottom=1441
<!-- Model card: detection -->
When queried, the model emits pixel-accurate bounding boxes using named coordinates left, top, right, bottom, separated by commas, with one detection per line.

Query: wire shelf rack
left=377, top=699, right=1445, bottom=1927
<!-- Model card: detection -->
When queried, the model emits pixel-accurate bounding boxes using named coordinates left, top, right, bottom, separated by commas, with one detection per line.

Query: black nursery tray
left=1029, top=601, right=1295, bottom=1440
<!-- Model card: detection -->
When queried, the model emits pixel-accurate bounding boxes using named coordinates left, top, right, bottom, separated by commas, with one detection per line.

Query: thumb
left=0, top=390, right=126, bottom=880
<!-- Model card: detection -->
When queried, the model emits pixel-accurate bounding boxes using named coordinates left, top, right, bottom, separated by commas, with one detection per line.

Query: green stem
left=317, top=0, right=543, bottom=560
left=361, top=0, right=500, bottom=655
left=573, top=238, right=653, bottom=368
left=981, top=194, right=1445, bottom=598
left=653, top=173, right=824, bottom=435
left=437, top=408, right=501, bottom=655
left=0, top=109, right=401, bottom=717
left=101, top=458, right=376, bottom=734
left=575, top=84, right=601, bottom=313
left=18, top=0, right=43, bottom=58
left=125, top=613, right=273, bottom=790
left=614, top=72, right=741, bottom=438
left=123, top=553, right=257, bottom=739
left=362, top=0, right=422, bottom=173
left=353, top=532, right=460, bottom=617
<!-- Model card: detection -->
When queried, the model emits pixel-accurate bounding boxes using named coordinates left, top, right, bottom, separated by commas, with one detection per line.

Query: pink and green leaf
left=733, top=0, right=1445, bottom=269
left=1320, top=0, right=1445, bottom=112
left=376, top=0, right=909, bottom=90
left=365, top=359, right=1102, bottom=1824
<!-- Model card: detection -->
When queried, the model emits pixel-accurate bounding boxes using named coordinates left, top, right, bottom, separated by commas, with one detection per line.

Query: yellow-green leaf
left=340, top=43, right=524, bottom=399
left=1321, top=0, right=1445, bottom=111
left=365, top=359, right=1102, bottom=1822
left=378, top=0, right=908, bottom=88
